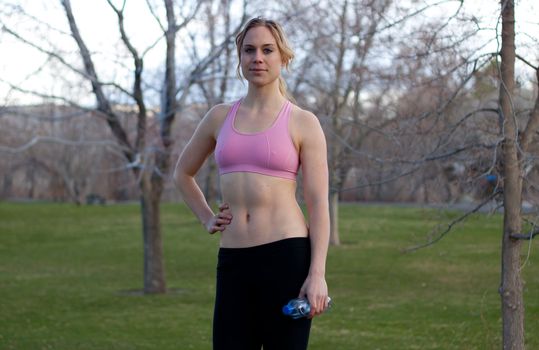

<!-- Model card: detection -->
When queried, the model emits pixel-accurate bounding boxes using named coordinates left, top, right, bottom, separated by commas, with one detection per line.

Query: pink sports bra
left=215, top=99, right=300, bottom=180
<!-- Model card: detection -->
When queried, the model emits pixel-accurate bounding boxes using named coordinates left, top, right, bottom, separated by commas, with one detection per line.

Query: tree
left=59, top=0, right=194, bottom=293
left=404, top=1, right=539, bottom=347
left=1, top=0, right=243, bottom=293
left=499, top=1, right=525, bottom=348
left=288, top=0, right=395, bottom=245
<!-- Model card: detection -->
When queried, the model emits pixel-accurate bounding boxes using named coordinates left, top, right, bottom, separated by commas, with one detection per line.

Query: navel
left=246, top=213, right=250, bottom=222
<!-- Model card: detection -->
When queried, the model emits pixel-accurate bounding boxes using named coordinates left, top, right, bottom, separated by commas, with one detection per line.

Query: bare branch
left=2, top=24, right=135, bottom=99
left=338, top=165, right=423, bottom=193
left=510, top=229, right=539, bottom=240
left=175, top=19, right=246, bottom=97
left=0, top=136, right=124, bottom=153
left=60, top=0, right=134, bottom=162
left=141, top=34, right=165, bottom=58
left=516, top=54, right=539, bottom=70
left=325, top=118, right=500, bottom=166
left=0, top=77, right=91, bottom=110
left=421, top=0, right=465, bottom=58
left=106, top=0, right=147, bottom=152
left=2, top=25, right=88, bottom=79
left=519, top=66, right=539, bottom=153
left=175, top=1, right=204, bottom=34
left=403, top=189, right=503, bottom=253
left=378, top=0, right=463, bottom=34
left=145, top=0, right=165, bottom=32
left=421, top=142, right=499, bottom=162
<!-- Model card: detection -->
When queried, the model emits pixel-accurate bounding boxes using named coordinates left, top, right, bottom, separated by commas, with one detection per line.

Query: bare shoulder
left=290, top=104, right=324, bottom=145
left=203, top=103, right=232, bottom=126
left=290, top=104, right=320, bottom=128
left=198, top=102, right=233, bottom=138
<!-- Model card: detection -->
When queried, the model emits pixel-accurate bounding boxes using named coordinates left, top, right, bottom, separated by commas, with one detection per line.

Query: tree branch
left=0, top=78, right=92, bottom=110
left=174, top=0, right=203, bottom=34
left=106, top=0, right=147, bottom=153
left=60, top=0, right=134, bottom=163
left=378, top=0, right=463, bottom=34
left=510, top=229, right=539, bottom=240
left=519, top=65, right=539, bottom=154
left=516, top=54, right=539, bottom=70
left=337, top=165, right=423, bottom=193
left=2, top=24, right=133, bottom=98
left=403, top=189, right=503, bottom=253
left=0, top=136, right=125, bottom=153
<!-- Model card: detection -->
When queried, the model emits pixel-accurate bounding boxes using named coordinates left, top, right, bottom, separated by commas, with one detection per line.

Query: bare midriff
left=219, top=172, right=308, bottom=248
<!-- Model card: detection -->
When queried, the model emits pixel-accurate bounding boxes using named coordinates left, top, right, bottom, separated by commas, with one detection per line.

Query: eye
left=263, top=48, right=273, bottom=54
left=244, top=47, right=254, bottom=53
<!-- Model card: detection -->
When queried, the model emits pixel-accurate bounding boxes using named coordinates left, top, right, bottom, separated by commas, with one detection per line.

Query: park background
left=1, top=0, right=538, bottom=349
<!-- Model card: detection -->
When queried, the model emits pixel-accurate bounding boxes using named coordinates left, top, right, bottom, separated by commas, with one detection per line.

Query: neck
left=244, top=79, right=286, bottom=110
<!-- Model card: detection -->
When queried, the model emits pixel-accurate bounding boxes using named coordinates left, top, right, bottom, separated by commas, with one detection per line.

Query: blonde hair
left=235, top=17, right=295, bottom=100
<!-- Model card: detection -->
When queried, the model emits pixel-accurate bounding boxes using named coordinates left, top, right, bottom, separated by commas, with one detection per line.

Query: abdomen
left=219, top=173, right=308, bottom=248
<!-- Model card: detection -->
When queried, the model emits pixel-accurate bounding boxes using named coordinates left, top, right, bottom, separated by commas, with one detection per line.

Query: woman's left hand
left=298, top=274, right=329, bottom=319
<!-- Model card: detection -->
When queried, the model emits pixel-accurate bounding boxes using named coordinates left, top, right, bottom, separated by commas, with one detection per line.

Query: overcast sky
left=1, top=0, right=537, bottom=105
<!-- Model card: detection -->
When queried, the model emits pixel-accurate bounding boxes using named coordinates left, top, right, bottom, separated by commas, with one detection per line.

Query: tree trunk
left=204, top=159, right=218, bottom=205
left=329, top=191, right=340, bottom=245
left=498, top=1, right=525, bottom=349
left=140, top=174, right=166, bottom=294
left=328, top=138, right=342, bottom=246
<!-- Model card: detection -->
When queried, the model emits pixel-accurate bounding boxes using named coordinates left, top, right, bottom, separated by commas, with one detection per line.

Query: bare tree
left=0, top=0, right=240, bottom=293
left=401, top=1, right=539, bottom=347
left=499, top=1, right=525, bottom=348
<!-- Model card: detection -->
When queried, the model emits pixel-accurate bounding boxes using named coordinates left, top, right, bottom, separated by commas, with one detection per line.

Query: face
left=240, top=26, right=283, bottom=86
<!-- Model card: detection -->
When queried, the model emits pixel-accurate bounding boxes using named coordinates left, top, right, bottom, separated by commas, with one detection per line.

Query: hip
left=217, top=237, right=311, bottom=271
left=219, top=225, right=308, bottom=248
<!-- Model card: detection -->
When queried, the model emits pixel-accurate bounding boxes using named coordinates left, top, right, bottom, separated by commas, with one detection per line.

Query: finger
left=213, top=225, right=225, bottom=232
left=218, top=213, right=232, bottom=220
left=218, top=202, right=229, bottom=211
left=313, top=296, right=324, bottom=315
left=312, top=299, right=321, bottom=316
left=216, top=217, right=232, bottom=225
left=318, top=296, right=325, bottom=312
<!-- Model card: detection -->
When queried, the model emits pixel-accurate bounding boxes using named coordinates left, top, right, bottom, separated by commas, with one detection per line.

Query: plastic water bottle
left=282, top=297, right=332, bottom=319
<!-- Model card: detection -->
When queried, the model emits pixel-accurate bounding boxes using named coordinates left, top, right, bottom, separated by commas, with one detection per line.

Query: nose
left=253, top=49, right=263, bottom=63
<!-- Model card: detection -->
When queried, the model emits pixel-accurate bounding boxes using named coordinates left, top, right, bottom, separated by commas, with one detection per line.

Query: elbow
left=172, top=163, right=192, bottom=192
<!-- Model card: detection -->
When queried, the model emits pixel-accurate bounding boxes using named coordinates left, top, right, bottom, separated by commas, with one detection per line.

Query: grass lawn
left=0, top=202, right=538, bottom=349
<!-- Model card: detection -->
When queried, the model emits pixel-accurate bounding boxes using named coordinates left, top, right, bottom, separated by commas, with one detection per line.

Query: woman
left=174, top=17, right=330, bottom=350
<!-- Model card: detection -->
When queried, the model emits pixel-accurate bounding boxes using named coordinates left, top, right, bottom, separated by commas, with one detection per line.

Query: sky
left=0, top=0, right=537, bottom=105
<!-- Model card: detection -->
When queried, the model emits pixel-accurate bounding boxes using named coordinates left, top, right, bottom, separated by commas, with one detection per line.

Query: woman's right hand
left=205, top=202, right=233, bottom=234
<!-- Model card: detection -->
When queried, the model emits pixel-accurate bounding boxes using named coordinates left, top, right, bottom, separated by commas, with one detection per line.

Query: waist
left=219, top=198, right=308, bottom=248
left=219, top=237, right=310, bottom=257
left=218, top=210, right=308, bottom=248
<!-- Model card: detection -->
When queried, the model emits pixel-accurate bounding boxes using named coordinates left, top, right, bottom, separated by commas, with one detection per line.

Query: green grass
left=0, top=202, right=538, bottom=349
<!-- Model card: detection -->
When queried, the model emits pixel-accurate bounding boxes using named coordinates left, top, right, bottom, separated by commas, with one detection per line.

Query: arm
left=296, top=111, right=330, bottom=318
left=173, top=106, right=232, bottom=233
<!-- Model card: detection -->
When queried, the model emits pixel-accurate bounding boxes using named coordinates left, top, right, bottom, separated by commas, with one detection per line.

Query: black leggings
left=213, top=237, right=312, bottom=350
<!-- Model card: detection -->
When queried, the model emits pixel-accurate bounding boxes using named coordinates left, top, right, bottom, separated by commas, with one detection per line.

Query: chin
left=247, top=75, right=278, bottom=86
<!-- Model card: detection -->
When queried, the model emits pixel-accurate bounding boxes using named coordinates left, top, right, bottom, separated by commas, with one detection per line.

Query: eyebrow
left=243, top=43, right=276, bottom=48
